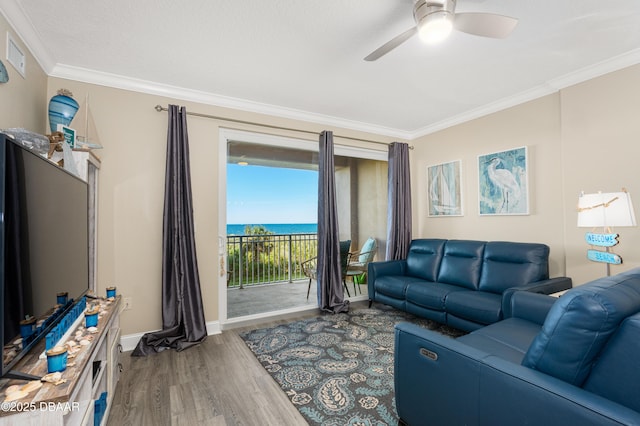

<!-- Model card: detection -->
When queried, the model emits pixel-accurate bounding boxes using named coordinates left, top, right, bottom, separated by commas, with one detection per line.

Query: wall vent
left=6, top=33, right=25, bottom=78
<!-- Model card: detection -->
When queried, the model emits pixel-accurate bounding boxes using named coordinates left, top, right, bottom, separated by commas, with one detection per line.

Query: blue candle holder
left=85, top=307, right=99, bottom=328
left=46, top=346, right=68, bottom=373
left=57, top=292, right=68, bottom=305
left=19, top=318, right=36, bottom=339
left=106, top=287, right=116, bottom=298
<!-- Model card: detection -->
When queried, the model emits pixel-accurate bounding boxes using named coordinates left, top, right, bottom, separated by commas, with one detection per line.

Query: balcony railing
left=226, top=233, right=317, bottom=288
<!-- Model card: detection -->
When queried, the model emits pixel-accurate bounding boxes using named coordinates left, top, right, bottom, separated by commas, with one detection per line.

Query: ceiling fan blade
left=364, top=27, right=417, bottom=61
left=454, top=13, right=518, bottom=39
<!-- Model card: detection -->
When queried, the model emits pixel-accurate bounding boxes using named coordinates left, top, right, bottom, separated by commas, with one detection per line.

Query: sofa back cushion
left=406, top=239, right=446, bottom=281
left=582, top=313, right=640, bottom=412
left=436, top=240, right=485, bottom=290
left=479, top=242, right=549, bottom=294
left=522, top=268, right=640, bottom=386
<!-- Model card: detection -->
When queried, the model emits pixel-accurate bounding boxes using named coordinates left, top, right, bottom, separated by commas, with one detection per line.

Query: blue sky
left=227, top=164, right=318, bottom=224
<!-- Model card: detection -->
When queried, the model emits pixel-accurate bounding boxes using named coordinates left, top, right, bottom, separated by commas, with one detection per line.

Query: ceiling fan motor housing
left=413, top=0, right=456, bottom=27
left=414, top=0, right=456, bottom=43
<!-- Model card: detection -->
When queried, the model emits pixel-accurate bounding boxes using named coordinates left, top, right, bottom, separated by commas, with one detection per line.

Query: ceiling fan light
left=418, top=11, right=453, bottom=44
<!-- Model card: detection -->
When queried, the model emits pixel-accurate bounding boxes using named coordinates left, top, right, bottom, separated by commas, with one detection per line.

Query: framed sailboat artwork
left=427, top=160, right=463, bottom=217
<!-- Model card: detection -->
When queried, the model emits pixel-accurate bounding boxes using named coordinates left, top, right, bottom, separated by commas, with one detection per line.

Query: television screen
left=1, top=134, right=89, bottom=378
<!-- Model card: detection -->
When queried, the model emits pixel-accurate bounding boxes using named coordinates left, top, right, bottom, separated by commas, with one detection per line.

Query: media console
left=0, top=296, right=122, bottom=425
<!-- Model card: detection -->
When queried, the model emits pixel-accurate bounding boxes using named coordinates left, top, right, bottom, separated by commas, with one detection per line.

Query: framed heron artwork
left=428, top=160, right=463, bottom=216
left=478, top=146, right=529, bottom=215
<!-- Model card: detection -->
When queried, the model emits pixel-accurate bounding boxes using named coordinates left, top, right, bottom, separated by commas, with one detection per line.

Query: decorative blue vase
left=48, top=89, right=79, bottom=133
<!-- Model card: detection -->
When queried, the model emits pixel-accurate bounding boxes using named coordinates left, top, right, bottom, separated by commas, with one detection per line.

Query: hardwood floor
left=107, top=312, right=329, bottom=426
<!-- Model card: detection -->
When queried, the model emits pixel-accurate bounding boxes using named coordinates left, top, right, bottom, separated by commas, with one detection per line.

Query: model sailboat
left=70, top=94, right=102, bottom=150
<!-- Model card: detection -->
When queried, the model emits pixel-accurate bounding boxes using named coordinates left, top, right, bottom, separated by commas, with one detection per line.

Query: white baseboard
left=120, top=320, right=221, bottom=353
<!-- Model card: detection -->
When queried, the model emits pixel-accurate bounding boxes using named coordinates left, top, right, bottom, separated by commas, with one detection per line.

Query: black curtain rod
left=154, top=105, right=413, bottom=149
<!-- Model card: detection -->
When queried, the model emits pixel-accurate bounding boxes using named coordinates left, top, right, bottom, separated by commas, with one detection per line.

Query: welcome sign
left=584, top=232, right=619, bottom=247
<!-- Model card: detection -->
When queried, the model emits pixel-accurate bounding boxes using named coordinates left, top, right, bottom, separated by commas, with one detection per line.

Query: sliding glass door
left=219, top=129, right=387, bottom=324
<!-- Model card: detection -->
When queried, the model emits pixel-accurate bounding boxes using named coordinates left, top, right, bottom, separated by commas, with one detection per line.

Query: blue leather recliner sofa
left=394, top=268, right=640, bottom=425
left=368, top=239, right=572, bottom=331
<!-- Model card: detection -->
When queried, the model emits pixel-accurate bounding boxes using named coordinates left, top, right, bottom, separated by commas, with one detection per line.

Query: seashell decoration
left=3, top=389, right=27, bottom=401
left=21, top=380, right=42, bottom=393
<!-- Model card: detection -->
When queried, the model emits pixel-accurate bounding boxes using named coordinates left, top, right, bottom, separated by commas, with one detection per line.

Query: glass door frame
left=218, top=128, right=387, bottom=329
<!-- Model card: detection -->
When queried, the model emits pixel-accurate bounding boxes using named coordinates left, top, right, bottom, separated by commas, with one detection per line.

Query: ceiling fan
left=364, top=0, right=518, bottom=61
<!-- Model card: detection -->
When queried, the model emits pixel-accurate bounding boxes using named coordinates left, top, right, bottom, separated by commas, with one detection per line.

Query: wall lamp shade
left=577, top=191, right=637, bottom=228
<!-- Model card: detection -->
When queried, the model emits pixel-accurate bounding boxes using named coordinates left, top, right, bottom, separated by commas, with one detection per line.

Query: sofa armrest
left=394, top=322, right=640, bottom=426
left=522, top=276, right=573, bottom=294
left=507, top=291, right=556, bottom=324
left=502, top=276, right=572, bottom=317
left=367, top=259, right=406, bottom=299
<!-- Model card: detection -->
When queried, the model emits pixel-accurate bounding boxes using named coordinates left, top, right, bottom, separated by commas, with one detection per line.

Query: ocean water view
left=227, top=223, right=318, bottom=235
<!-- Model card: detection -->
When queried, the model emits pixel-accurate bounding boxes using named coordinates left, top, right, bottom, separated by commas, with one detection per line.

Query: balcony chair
left=345, top=237, right=377, bottom=295
left=301, top=240, right=351, bottom=300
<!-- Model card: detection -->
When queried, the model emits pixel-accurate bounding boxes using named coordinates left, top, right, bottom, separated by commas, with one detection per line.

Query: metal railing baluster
left=226, top=233, right=317, bottom=288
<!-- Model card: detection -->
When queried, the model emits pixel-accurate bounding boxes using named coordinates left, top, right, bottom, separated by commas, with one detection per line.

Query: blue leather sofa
left=394, top=268, right=640, bottom=426
left=368, top=239, right=572, bottom=331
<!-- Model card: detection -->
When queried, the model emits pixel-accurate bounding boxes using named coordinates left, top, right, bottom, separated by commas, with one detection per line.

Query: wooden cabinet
left=0, top=297, right=122, bottom=425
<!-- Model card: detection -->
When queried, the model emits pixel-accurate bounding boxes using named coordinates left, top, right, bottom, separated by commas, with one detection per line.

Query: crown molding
left=409, top=48, right=640, bottom=139
left=49, top=63, right=412, bottom=141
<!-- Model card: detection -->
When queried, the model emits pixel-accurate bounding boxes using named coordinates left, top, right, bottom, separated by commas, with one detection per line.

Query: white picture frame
left=478, top=146, right=529, bottom=215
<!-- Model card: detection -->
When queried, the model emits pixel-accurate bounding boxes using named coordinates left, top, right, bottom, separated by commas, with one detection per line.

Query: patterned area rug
left=240, top=305, right=465, bottom=425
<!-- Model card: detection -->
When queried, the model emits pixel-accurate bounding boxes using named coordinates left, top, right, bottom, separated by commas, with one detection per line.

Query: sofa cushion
left=522, top=269, right=640, bottom=386
left=406, top=239, right=446, bottom=281
left=478, top=242, right=549, bottom=294
left=457, top=317, right=541, bottom=364
left=375, top=275, right=424, bottom=300
left=582, top=313, right=640, bottom=412
left=437, top=240, right=485, bottom=290
left=405, top=281, right=465, bottom=311
left=445, top=290, right=503, bottom=325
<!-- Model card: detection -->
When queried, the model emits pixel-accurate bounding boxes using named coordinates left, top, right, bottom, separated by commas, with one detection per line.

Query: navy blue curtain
left=317, top=131, right=349, bottom=313
left=132, top=105, right=207, bottom=356
left=386, top=142, right=412, bottom=260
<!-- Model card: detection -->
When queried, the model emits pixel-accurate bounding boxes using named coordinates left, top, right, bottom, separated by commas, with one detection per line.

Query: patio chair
left=345, top=237, right=377, bottom=295
left=301, top=240, right=351, bottom=300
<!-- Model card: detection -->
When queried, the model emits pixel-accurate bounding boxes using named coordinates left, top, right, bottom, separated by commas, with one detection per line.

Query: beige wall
left=412, top=64, right=640, bottom=285
left=412, top=95, right=566, bottom=276
left=0, top=15, right=47, bottom=132
left=356, top=159, right=388, bottom=259
left=335, top=165, right=352, bottom=242
left=46, top=78, right=397, bottom=336
left=559, top=65, right=640, bottom=284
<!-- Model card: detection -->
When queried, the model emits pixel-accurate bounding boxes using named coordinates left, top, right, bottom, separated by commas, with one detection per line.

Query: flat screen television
left=0, top=133, right=89, bottom=380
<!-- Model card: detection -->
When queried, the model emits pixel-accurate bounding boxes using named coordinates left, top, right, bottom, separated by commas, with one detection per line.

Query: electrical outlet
left=123, top=297, right=132, bottom=311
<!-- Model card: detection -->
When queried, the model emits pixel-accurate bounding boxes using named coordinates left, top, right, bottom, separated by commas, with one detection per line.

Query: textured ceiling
left=2, top=0, right=640, bottom=138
